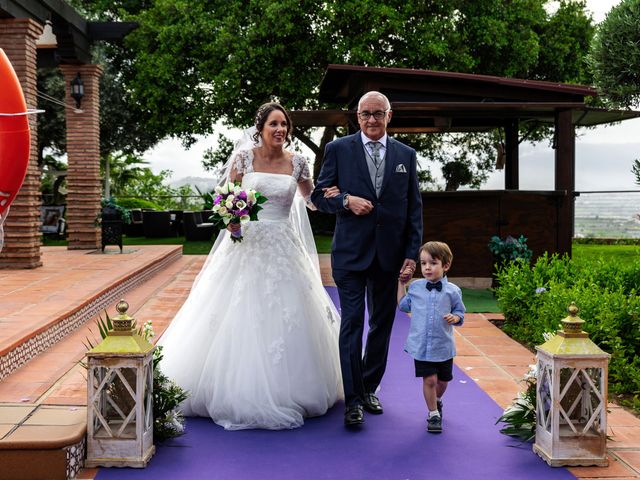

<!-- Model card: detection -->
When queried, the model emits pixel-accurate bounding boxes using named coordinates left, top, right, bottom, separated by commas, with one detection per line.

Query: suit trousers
left=333, top=256, right=398, bottom=408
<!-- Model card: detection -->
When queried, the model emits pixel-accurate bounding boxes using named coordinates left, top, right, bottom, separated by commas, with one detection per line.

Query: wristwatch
left=343, top=194, right=350, bottom=209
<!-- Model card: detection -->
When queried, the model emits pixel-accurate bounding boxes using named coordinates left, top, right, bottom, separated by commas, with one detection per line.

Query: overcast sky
left=144, top=0, right=640, bottom=192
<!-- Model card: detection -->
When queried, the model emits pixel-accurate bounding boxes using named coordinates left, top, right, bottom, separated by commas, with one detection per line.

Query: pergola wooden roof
left=291, top=64, right=640, bottom=132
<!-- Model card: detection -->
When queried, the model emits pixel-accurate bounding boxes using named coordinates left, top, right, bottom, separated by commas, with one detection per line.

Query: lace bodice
left=233, top=149, right=311, bottom=222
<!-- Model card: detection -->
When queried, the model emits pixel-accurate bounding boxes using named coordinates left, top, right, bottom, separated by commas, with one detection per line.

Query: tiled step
left=0, top=246, right=182, bottom=382
left=0, top=246, right=200, bottom=480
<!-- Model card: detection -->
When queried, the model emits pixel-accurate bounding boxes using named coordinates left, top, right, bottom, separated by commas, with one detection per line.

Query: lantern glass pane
left=559, top=367, right=604, bottom=436
left=144, top=362, right=153, bottom=432
left=537, top=363, right=552, bottom=433
left=92, top=366, right=138, bottom=439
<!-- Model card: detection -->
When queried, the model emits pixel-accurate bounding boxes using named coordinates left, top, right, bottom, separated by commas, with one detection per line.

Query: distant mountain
left=170, top=176, right=217, bottom=193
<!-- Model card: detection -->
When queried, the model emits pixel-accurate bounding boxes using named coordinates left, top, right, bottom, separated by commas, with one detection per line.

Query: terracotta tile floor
left=0, top=248, right=639, bottom=479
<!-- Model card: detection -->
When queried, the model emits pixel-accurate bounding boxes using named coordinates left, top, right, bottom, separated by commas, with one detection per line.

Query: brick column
left=0, top=19, right=43, bottom=269
left=60, top=64, right=103, bottom=250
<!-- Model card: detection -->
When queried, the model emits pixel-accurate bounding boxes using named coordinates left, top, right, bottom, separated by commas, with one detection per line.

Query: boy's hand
left=398, top=259, right=416, bottom=283
left=444, top=314, right=460, bottom=325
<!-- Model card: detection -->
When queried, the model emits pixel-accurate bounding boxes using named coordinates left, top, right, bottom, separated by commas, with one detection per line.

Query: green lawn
left=42, top=235, right=213, bottom=255
left=461, top=287, right=500, bottom=313
left=572, top=243, right=640, bottom=262
left=314, top=234, right=333, bottom=254
left=45, top=236, right=638, bottom=314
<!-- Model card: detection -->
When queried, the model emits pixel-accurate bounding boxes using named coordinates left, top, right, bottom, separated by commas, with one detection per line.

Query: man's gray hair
left=358, top=91, right=391, bottom=111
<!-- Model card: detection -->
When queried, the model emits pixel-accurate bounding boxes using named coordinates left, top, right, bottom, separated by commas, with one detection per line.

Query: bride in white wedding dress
left=159, top=103, right=342, bottom=430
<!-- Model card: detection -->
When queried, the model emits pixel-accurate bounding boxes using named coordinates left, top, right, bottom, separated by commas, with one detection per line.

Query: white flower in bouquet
left=209, top=183, right=267, bottom=243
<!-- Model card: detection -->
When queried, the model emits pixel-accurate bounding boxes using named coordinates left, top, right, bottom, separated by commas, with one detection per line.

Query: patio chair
left=142, top=210, right=172, bottom=238
left=183, top=211, right=218, bottom=241
left=123, top=209, right=144, bottom=237
left=169, top=210, right=184, bottom=237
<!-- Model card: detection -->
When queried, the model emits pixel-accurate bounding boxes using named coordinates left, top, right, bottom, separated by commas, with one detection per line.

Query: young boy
left=397, top=241, right=465, bottom=433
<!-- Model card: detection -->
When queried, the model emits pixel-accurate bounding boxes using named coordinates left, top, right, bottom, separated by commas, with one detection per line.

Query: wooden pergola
left=0, top=0, right=135, bottom=268
left=292, top=65, right=640, bottom=279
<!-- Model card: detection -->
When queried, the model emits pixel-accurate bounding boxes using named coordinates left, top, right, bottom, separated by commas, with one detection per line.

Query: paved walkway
left=0, top=248, right=638, bottom=479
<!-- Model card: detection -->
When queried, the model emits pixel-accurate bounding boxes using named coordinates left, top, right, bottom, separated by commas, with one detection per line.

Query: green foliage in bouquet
left=84, top=311, right=189, bottom=441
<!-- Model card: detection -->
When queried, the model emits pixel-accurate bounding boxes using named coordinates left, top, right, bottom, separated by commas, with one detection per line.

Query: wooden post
left=554, top=109, right=575, bottom=257
left=504, top=119, right=519, bottom=190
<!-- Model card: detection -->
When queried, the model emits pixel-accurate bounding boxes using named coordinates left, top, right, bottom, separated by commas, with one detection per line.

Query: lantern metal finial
left=89, top=300, right=153, bottom=354
left=112, top=299, right=134, bottom=334
left=560, top=301, right=586, bottom=337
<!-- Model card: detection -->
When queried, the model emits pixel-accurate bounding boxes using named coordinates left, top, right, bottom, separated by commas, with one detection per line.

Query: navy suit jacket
left=311, top=131, right=423, bottom=272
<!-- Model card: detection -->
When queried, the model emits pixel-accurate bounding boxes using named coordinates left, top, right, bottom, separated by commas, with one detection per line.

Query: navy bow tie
left=426, top=281, right=442, bottom=292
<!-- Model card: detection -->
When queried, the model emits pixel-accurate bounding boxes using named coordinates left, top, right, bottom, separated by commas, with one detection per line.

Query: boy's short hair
left=419, top=241, right=453, bottom=270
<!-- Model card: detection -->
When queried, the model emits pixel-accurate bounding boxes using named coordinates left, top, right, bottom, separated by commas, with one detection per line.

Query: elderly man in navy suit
left=312, top=91, right=423, bottom=426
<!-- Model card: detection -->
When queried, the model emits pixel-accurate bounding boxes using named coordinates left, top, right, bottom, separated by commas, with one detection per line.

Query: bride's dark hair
left=252, top=102, right=293, bottom=147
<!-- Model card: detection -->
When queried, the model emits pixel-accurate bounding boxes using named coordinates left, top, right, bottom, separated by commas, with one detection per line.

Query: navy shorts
left=414, top=358, right=454, bottom=381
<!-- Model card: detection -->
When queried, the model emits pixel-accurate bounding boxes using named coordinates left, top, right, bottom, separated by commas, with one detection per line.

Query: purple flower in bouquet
left=209, top=182, right=267, bottom=243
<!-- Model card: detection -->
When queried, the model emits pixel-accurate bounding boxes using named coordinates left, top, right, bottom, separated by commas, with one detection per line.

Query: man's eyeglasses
left=357, top=110, right=389, bottom=121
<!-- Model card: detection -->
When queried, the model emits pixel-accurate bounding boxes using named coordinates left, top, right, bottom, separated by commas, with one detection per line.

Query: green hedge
left=494, top=253, right=640, bottom=411
left=115, top=197, right=162, bottom=211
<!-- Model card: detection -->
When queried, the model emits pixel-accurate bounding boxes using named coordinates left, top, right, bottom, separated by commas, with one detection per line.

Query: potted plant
left=100, top=198, right=131, bottom=252
left=488, top=235, right=533, bottom=288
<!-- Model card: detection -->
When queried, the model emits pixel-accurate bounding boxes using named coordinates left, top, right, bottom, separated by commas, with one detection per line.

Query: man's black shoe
left=344, top=405, right=364, bottom=426
left=363, top=393, right=383, bottom=414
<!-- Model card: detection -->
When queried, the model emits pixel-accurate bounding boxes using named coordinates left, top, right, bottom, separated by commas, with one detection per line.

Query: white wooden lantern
left=85, top=300, right=155, bottom=468
left=533, top=302, right=610, bottom=467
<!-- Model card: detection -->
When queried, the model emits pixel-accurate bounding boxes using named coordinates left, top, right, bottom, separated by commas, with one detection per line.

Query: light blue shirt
left=398, top=277, right=466, bottom=362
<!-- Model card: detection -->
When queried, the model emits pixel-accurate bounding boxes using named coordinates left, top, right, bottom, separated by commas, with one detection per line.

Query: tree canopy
left=77, top=0, right=595, bottom=189
left=589, top=0, right=640, bottom=108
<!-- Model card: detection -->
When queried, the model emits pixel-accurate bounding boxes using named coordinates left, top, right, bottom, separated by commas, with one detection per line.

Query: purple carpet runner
left=97, top=286, right=574, bottom=480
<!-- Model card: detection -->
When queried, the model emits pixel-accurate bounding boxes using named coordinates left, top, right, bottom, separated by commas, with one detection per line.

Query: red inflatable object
left=0, top=48, right=31, bottom=217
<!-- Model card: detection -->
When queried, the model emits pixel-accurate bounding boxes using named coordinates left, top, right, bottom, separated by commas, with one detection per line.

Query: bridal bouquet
left=210, top=182, right=267, bottom=243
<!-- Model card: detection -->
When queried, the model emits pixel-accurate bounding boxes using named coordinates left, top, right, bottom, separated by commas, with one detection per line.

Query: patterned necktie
left=369, top=141, right=382, bottom=168
left=426, top=281, right=442, bottom=292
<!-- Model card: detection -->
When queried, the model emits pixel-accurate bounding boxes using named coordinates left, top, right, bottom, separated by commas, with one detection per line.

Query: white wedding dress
left=159, top=150, right=342, bottom=430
